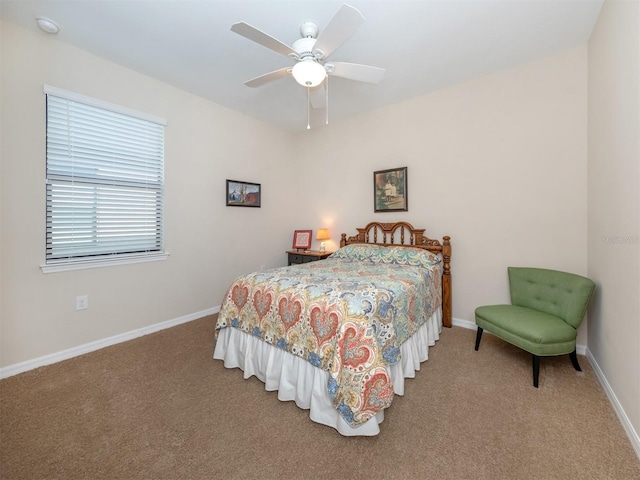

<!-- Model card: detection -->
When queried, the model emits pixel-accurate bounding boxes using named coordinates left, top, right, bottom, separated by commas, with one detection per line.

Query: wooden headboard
left=340, top=221, right=452, bottom=328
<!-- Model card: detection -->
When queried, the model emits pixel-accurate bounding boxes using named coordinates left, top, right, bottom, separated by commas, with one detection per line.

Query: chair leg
left=532, top=355, right=540, bottom=388
left=474, top=327, right=483, bottom=351
left=569, top=349, right=581, bottom=371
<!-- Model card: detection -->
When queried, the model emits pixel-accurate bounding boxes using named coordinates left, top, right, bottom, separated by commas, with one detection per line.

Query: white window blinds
left=45, top=87, right=166, bottom=265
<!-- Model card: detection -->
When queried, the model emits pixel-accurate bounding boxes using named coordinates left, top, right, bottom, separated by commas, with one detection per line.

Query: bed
left=213, top=221, right=452, bottom=436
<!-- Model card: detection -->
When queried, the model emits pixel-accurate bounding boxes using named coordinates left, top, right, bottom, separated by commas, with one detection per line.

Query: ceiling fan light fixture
left=292, top=60, right=326, bottom=87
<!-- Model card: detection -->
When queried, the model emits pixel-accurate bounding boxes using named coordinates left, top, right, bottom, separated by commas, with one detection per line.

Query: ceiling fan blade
left=244, top=68, right=291, bottom=88
left=231, top=22, right=298, bottom=58
left=309, top=84, right=326, bottom=109
left=313, top=4, right=365, bottom=60
left=328, top=62, right=386, bottom=84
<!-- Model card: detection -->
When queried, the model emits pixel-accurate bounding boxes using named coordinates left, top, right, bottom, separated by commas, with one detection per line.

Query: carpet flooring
left=1, top=315, right=639, bottom=479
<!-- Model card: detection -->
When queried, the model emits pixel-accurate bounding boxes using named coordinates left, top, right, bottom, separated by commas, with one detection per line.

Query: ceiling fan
left=231, top=3, right=385, bottom=129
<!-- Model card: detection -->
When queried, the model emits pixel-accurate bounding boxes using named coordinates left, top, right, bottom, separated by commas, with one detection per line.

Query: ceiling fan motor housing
left=292, top=37, right=319, bottom=61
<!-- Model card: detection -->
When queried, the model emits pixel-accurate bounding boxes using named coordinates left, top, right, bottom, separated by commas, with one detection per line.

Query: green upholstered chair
left=474, top=267, right=595, bottom=387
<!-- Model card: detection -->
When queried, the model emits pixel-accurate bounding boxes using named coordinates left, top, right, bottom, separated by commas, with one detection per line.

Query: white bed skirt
left=213, top=308, right=442, bottom=436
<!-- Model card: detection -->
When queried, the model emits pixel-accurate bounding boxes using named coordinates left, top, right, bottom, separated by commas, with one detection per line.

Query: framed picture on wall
left=373, top=167, right=408, bottom=212
left=292, top=230, right=312, bottom=250
left=226, top=179, right=261, bottom=207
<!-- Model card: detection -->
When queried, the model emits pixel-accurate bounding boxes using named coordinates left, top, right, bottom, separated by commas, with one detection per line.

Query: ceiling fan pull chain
left=307, top=86, right=311, bottom=130
left=326, top=76, right=329, bottom=125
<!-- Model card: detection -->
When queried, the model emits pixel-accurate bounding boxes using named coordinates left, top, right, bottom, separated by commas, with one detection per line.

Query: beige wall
left=588, top=0, right=640, bottom=450
left=296, top=46, right=589, bottom=338
left=1, top=21, right=591, bottom=364
left=0, top=21, right=297, bottom=367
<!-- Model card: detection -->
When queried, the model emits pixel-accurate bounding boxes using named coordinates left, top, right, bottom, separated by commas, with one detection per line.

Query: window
left=43, top=85, right=167, bottom=272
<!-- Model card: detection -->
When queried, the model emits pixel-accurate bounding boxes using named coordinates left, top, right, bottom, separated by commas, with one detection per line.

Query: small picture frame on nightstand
left=292, top=230, right=312, bottom=250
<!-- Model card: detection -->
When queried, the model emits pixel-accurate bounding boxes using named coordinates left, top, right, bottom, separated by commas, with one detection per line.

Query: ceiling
left=1, top=0, right=604, bottom=133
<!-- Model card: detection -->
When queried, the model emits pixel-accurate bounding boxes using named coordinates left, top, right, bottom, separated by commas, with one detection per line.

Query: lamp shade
left=316, top=228, right=330, bottom=241
left=292, top=60, right=326, bottom=87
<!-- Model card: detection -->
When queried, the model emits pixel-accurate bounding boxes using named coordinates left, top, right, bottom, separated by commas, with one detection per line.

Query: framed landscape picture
left=292, top=230, right=312, bottom=250
left=374, top=167, right=408, bottom=212
left=226, top=179, right=261, bottom=207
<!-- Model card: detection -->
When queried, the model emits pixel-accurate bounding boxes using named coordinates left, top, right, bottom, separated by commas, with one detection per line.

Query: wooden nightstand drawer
left=287, top=250, right=332, bottom=265
left=289, top=254, right=304, bottom=264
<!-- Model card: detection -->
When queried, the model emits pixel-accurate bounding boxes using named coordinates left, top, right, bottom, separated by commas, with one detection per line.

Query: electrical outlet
left=76, top=295, right=89, bottom=311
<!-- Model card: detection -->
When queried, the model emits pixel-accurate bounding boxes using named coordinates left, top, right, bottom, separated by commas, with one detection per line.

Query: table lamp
left=316, top=228, right=330, bottom=252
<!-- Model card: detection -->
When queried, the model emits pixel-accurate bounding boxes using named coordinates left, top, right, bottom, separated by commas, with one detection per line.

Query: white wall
left=0, top=21, right=297, bottom=367
left=296, top=47, right=589, bottom=339
left=587, top=0, right=640, bottom=453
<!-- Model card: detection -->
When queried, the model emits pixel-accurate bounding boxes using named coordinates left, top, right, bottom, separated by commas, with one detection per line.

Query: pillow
left=329, top=243, right=377, bottom=262
left=330, top=243, right=442, bottom=268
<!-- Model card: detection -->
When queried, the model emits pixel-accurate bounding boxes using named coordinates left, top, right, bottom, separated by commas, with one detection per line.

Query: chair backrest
left=508, top=267, right=596, bottom=329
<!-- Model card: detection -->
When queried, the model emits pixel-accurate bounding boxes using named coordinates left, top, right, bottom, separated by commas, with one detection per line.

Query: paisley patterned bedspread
left=215, top=244, right=443, bottom=427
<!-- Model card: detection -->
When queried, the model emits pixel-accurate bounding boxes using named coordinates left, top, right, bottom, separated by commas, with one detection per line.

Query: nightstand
left=287, top=250, right=332, bottom=265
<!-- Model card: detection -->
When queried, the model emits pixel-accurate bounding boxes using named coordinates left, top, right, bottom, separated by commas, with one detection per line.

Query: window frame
left=41, top=85, right=169, bottom=273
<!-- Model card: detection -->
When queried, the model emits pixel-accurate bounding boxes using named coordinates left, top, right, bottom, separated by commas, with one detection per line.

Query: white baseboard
left=0, top=306, right=220, bottom=380
left=452, top=317, right=477, bottom=330
left=586, top=348, right=640, bottom=460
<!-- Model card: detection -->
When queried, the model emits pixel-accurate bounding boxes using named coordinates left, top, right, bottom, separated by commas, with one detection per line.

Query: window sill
left=40, top=253, right=169, bottom=274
